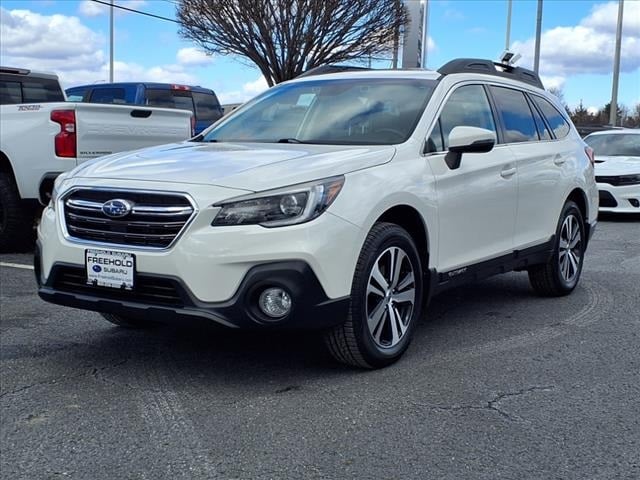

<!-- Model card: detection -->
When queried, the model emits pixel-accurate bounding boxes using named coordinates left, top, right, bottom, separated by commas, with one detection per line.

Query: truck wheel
left=0, top=175, right=35, bottom=253
left=528, top=200, right=585, bottom=297
left=100, top=313, right=156, bottom=329
left=324, top=222, right=423, bottom=369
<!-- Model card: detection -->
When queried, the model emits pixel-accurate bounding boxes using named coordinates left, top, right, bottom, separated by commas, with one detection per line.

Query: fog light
left=629, top=199, right=639, bottom=208
left=258, top=287, right=292, bottom=318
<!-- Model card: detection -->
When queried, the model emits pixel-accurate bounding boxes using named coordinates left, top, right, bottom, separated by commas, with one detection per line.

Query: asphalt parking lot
left=1, top=215, right=639, bottom=480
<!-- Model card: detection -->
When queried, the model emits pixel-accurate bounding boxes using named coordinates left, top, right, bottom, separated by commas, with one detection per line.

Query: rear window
left=490, top=86, right=538, bottom=143
left=0, top=75, right=65, bottom=104
left=146, top=89, right=194, bottom=112
left=89, top=88, right=127, bottom=104
left=531, top=95, right=571, bottom=138
left=193, top=91, right=222, bottom=122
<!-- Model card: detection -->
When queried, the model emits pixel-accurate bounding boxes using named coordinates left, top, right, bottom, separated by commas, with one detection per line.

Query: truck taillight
left=51, top=110, right=76, bottom=158
left=585, top=146, right=595, bottom=165
left=190, top=114, right=196, bottom=136
left=171, top=84, right=191, bottom=91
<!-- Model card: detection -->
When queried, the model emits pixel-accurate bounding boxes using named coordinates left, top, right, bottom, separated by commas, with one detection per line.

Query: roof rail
left=297, top=64, right=371, bottom=78
left=0, top=66, right=31, bottom=76
left=437, top=58, right=544, bottom=89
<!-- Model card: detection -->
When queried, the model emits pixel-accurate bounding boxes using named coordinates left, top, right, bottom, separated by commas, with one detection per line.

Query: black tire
left=100, top=313, right=156, bottom=329
left=324, top=222, right=424, bottom=369
left=0, top=174, right=36, bottom=253
left=528, top=200, right=586, bottom=297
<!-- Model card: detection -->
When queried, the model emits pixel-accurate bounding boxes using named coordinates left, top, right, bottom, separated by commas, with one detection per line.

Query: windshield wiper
left=276, top=138, right=304, bottom=144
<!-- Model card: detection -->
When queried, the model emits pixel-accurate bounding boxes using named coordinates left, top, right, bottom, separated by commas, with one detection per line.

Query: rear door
left=489, top=86, right=570, bottom=248
left=426, top=83, right=518, bottom=271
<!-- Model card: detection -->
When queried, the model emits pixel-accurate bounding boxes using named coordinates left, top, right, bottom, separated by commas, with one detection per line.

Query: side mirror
left=445, top=126, right=496, bottom=170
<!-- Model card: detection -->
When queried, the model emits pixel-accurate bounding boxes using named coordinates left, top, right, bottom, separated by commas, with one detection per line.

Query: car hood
left=594, top=155, right=640, bottom=176
left=70, top=141, right=396, bottom=191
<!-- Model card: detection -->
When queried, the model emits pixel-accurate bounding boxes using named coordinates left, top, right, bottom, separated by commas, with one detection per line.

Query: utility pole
left=610, top=0, right=624, bottom=126
left=109, top=0, right=114, bottom=82
left=505, top=0, right=512, bottom=50
left=533, top=0, right=543, bottom=74
left=420, top=0, right=429, bottom=68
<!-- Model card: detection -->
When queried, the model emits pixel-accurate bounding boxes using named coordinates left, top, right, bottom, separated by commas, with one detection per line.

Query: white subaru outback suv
left=36, top=59, right=598, bottom=368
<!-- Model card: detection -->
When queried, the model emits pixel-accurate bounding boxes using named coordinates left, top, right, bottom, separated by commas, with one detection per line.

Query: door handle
left=553, top=155, right=566, bottom=166
left=500, top=166, right=516, bottom=178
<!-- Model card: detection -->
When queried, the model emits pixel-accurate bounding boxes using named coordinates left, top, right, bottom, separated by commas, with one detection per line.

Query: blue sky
left=1, top=0, right=638, bottom=111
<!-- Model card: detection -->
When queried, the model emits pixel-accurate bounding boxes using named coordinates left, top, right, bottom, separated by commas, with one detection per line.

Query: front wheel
left=528, top=201, right=585, bottom=296
left=324, top=222, right=424, bottom=368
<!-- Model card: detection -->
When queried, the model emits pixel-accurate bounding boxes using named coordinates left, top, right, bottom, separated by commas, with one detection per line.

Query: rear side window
left=0, top=80, right=22, bottom=104
left=527, top=96, right=552, bottom=140
left=146, top=89, right=195, bottom=113
left=490, top=86, right=538, bottom=143
left=89, top=88, right=127, bottom=104
left=531, top=95, right=571, bottom=138
left=429, top=84, right=497, bottom=152
left=66, top=88, right=87, bottom=102
left=193, top=91, right=222, bottom=122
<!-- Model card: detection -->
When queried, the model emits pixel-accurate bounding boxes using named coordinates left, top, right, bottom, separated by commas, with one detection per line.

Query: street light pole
left=505, top=0, right=512, bottom=50
left=109, top=0, right=114, bottom=83
left=420, top=0, right=429, bottom=68
left=610, top=0, right=624, bottom=126
left=533, top=0, right=543, bottom=74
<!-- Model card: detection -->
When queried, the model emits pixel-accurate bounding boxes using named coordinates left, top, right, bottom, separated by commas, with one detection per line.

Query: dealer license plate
left=85, top=249, right=135, bottom=290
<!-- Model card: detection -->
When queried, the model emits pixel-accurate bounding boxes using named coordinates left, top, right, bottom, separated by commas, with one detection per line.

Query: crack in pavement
left=413, top=385, right=555, bottom=422
left=0, top=358, right=130, bottom=399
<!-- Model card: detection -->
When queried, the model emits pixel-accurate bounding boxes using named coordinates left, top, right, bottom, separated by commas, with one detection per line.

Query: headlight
left=617, top=174, right=640, bottom=186
left=212, top=176, right=344, bottom=227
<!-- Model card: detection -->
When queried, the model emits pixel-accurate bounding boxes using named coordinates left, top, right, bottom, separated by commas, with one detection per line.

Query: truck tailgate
left=73, top=103, right=192, bottom=162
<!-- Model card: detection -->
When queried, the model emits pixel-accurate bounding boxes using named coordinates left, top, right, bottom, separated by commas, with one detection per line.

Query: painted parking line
left=0, top=262, right=34, bottom=270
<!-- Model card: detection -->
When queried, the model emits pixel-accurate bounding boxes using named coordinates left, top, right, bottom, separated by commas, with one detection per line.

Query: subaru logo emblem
left=102, top=199, right=133, bottom=218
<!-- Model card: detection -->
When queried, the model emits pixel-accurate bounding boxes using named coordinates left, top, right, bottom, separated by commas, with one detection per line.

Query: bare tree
left=176, top=0, right=408, bottom=86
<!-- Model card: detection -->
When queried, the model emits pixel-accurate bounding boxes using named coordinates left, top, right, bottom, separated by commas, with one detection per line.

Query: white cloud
left=177, top=47, right=213, bottom=66
left=510, top=1, right=640, bottom=81
left=540, top=76, right=566, bottom=91
left=587, top=106, right=599, bottom=115
left=78, top=0, right=147, bottom=18
left=0, top=7, right=198, bottom=89
left=218, top=76, right=269, bottom=104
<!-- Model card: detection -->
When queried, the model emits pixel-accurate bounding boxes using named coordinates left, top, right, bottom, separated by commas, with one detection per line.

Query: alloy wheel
left=366, top=246, right=416, bottom=349
left=558, top=214, right=582, bottom=283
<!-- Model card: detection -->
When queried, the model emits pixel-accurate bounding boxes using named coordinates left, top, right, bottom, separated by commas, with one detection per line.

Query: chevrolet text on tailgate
left=0, top=67, right=194, bottom=252
left=36, top=58, right=598, bottom=368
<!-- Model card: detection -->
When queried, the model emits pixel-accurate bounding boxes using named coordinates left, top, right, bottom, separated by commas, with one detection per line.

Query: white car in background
left=584, top=129, right=640, bottom=214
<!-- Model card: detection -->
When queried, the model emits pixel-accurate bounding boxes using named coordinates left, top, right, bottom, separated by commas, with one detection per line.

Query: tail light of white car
left=51, top=110, right=76, bottom=158
left=585, top=146, right=595, bottom=165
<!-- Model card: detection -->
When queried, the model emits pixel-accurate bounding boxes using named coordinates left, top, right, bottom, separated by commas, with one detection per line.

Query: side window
left=527, top=96, right=552, bottom=140
left=426, top=119, right=444, bottom=153
left=65, top=88, right=87, bottom=102
left=21, top=78, right=65, bottom=103
left=532, top=95, right=571, bottom=139
left=89, top=88, right=127, bottom=104
left=437, top=84, right=497, bottom=150
left=490, top=86, right=538, bottom=143
left=0, top=80, right=22, bottom=104
left=193, top=92, right=222, bottom=122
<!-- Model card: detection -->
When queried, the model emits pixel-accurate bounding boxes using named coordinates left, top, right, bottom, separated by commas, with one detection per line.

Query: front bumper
left=597, top=182, right=640, bottom=213
left=36, top=248, right=350, bottom=329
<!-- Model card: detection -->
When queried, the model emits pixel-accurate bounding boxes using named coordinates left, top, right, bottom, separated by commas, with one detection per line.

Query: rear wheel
left=0, top=175, right=36, bottom=253
left=100, top=313, right=156, bottom=329
left=528, top=201, right=585, bottom=296
left=324, top=223, right=423, bottom=368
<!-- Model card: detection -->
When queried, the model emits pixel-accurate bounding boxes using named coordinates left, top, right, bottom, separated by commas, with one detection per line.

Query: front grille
left=52, top=266, right=184, bottom=306
left=63, top=189, right=195, bottom=248
left=598, top=190, right=618, bottom=208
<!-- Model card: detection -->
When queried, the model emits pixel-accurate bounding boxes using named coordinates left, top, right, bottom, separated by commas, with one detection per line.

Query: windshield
left=202, top=78, right=436, bottom=145
left=584, top=133, right=640, bottom=157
